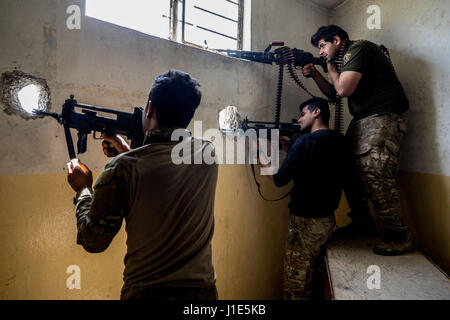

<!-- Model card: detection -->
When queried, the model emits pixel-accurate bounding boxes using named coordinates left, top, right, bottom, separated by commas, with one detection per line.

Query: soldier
left=302, top=25, right=412, bottom=256
left=260, top=97, right=355, bottom=299
left=66, top=70, right=219, bottom=300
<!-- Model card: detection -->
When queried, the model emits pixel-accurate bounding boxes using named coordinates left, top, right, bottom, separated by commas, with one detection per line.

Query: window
left=86, top=0, right=171, bottom=39
left=85, top=0, right=246, bottom=50
left=174, top=0, right=243, bottom=50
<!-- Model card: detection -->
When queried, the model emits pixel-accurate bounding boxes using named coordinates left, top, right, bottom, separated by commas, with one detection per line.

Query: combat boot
left=373, top=226, right=413, bottom=256
left=335, top=211, right=379, bottom=237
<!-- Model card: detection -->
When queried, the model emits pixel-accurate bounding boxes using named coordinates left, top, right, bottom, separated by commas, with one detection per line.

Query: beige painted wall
left=330, top=0, right=450, bottom=275
left=0, top=0, right=329, bottom=299
left=0, top=166, right=292, bottom=299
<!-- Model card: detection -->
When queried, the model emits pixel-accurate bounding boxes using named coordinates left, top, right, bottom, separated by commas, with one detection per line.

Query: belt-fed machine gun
left=215, top=42, right=336, bottom=202
left=34, top=95, right=144, bottom=160
left=215, top=42, right=344, bottom=135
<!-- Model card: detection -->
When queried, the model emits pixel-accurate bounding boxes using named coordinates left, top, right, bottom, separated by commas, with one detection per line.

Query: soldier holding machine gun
left=302, top=25, right=412, bottom=256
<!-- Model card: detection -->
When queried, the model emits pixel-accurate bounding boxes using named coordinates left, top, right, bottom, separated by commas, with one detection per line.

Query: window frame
left=169, top=0, right=244, bottom=50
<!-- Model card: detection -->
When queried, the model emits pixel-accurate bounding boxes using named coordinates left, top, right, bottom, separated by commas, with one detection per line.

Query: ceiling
left=309, top=0, right=347, bottom=9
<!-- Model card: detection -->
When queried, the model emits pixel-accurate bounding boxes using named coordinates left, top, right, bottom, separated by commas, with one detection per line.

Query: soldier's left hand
left=67, top=159, right=93, bottom=193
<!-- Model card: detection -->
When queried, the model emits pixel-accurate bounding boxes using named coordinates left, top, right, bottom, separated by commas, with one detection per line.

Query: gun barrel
left=214, top=49, right=275, bottom=65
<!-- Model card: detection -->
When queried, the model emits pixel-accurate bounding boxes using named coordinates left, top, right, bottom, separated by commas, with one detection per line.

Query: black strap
left=250, top=164, right=291, bottom=202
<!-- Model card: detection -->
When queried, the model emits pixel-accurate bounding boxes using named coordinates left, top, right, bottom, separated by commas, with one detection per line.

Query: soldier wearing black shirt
left=260, top=97, right=354, bottom=300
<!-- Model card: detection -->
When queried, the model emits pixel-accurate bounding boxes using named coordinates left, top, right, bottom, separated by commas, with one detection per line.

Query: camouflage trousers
left=283, top=215, right=335, bottom=300
left=345, top=113, right=407, bottom=229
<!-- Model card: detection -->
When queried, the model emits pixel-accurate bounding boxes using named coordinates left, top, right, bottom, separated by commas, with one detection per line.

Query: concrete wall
left=252, top=0, right=331, bottom=123
left=0, top=0, right=329, bottom=299
left=330, top=0, right=450, bottom=275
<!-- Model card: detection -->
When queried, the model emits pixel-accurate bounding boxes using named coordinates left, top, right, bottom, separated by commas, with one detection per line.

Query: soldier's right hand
left=302, top=63, right=318, bottom=78
left=101, top=134, right=131, bottom=156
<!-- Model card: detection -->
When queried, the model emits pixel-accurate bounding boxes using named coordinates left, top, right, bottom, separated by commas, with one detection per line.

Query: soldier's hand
left=280, top=136, right=290, bottom=152
left=101, top=134, right=131, bottom=155
left=302, top=63, right=318, bottom=78
left=67, top=159, right=93, bottom=193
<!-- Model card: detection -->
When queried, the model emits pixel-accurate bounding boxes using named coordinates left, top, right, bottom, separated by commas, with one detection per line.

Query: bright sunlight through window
left=86, top=0, right=171, bottom=39
left=85, top=0, right=244, bottom=50
left=18, top=84, right=40, bottom=113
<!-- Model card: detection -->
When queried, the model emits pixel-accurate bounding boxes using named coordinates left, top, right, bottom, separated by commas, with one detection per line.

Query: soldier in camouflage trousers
left=304, top=25, right=413, bottom=256
left=345, top=113, right=412, bottom=255
left=284, top=215, right=335, bottom=300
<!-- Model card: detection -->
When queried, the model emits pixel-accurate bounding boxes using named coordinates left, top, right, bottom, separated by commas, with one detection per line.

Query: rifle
left=33, top=95, right=144, bottom=160
left=241, top=117, right=302, bottom=147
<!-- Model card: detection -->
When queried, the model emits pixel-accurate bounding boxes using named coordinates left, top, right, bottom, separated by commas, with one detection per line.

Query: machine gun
left=215, top=42, right=324, bottom=144
left=216, top=43, right=331, bottom=202
left=215, top=42, right=344, bottom=134
left=34, top=95, right=144, bottom=160
left=215, top=41, right=327, bottom=71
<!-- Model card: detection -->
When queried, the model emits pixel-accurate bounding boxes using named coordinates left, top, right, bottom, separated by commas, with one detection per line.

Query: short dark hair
left=311, top=25, right=349, bottom=47
left=299, top=97, right=330, bottom=125
left=148, top=70, right=202, bottom=128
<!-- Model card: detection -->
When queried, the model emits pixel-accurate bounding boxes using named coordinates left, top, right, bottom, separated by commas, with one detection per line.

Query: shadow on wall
left=400, top=55, right=440, bottom=174
left=396, top=54, right=449, bottom=272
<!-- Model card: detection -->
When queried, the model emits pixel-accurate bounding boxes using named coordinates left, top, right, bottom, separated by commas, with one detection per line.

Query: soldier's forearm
left=312, top=72, right=336, bottom=98
left=74, top=187, right=120, bottom=253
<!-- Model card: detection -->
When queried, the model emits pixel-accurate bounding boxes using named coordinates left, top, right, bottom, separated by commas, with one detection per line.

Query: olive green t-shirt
left=341, top=40, right=409, bottom=119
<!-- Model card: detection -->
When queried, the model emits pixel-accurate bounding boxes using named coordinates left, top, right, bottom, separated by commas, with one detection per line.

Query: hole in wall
left=0, top=70, right=51, bottom=119
left=18, top=84, right=41, bottom=113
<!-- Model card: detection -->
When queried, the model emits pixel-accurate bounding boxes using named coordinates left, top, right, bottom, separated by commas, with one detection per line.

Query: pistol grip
left=77, top=132, right=88, bottom=155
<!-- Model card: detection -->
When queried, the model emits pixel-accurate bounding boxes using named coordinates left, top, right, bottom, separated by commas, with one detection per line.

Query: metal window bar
left=182, top=0, right=186, bottom=43
left=226, top=0, right=239, bottom=5
left=193, top=5, right=238, bottom=23
left=196, top=25, right=237, bottom=40
left=237, top=0, right=243, bottom=49
left=170, top=0, right=178, bottom=41
left=170, top=0, right=243, bottom=49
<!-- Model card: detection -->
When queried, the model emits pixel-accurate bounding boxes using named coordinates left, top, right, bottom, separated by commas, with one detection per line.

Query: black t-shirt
left=273, top=129, right=355, bottom=218
left=342, top=40, right=409, bottom=119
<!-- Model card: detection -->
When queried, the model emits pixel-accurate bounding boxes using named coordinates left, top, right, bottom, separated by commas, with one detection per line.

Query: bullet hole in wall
left=1, top=70, right=51, bottom=119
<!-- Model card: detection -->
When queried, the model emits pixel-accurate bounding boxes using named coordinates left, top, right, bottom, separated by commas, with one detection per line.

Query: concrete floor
left=327, top=235, right=450, bottom=300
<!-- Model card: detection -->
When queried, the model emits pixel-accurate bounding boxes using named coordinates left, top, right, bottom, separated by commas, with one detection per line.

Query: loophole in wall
left=1, top=70, right=51, bottom=119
